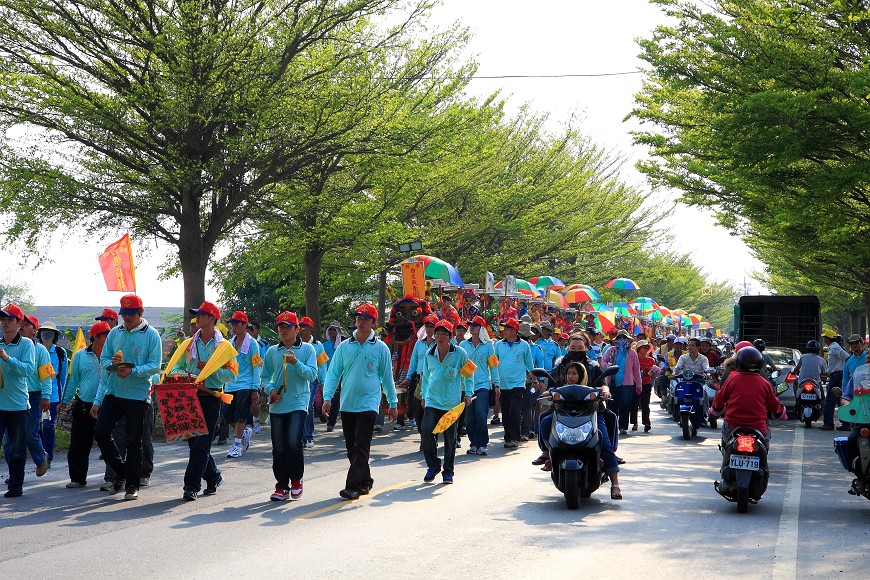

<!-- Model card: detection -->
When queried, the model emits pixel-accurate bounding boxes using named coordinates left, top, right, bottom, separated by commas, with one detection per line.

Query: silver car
left=766, top=346, right=802, bottom=414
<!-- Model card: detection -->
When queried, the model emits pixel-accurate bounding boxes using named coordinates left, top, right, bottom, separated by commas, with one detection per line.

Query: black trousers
left=499, top=387, right=523, bottom=442
left=94, top=395, right=149, bottom=489
left=631, top=385, right=652, bottom=426
left=340, top=410, right=377, bottom=491
left=67, top=399, right=97, bottom=485
left=104, top=403, right=155, bottom=481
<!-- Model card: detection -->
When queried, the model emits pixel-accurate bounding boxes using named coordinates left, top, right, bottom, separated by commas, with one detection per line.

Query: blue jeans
left=303, top=381, right=318, bottom=441
left=538, top=412, right=619, bottom=476
left=466, top=388, right=490, bottom=447
left=183, top=394, right=222, bottom=493
left=40, top=401, right=59, bottom=462
left=3, top=392, right=46, bottom=468
left=270, top=410, right=306, bottom=488
left=421, top=406, right=458, bottom=476
left=611, top=384, right=634, bottom=431
left=824, top=371, right=844, bottom=427
left=0, top=410, right=28, bottom=493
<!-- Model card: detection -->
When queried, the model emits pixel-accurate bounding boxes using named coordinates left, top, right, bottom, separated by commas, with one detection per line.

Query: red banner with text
left=154, top=383, right=208, bottom=442
left=98, top=233, right=136, bottom=292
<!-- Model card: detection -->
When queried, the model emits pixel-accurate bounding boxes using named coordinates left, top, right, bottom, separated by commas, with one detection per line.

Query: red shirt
left=713, top=371, right=782, bottom=432
left=639, top=356, right=655, bottom=385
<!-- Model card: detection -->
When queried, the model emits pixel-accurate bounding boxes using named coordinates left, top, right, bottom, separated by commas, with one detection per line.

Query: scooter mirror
left=530, top=368, right=555, bottom=386
left=592, top=365, right=620, bottom=388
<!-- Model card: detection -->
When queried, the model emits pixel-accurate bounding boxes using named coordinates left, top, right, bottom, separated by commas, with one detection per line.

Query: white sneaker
left=253, top=418, right=261, bottom=434
left=226, top=445, right=242, bottom=458
left=242, top=428, right=252, bottom=451
left=305, top=440, right=314, bottom=448
left=265, top=415, right=271, bottom=426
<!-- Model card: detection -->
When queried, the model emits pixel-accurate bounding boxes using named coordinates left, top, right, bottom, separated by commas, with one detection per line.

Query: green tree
left=0, top=278, right=35, bottom=311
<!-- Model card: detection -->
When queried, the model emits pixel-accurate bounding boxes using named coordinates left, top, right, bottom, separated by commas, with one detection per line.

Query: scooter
left=714, top=426, right=770, bottom=513
left=532, top=365, right=619, bottom=510
left=670, top=370, right=708, bottom=439
left=795, top=378, right=823, bottom=428
left=833, top=366, right=870, bottom=500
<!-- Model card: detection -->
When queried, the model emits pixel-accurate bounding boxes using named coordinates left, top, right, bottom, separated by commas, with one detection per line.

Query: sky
left=2, top=0, right=766, bottom=308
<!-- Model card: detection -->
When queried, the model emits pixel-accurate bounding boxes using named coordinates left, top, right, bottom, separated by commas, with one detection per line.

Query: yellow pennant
left=316, top=351, right=330, bottom=367
left=432, top=400, right=466, bottom=434
left=487, top=354, right=499, bottom=369
left=160, top=338, right=192, bottom=383
left=459, top=360, right=478, bottom=378
left=69, top=328, right=87, bottom=375
left=198, top=340, right=239, bottom=384
left=38, top=363, right=56, bottom=382
left=250, top=352, right=263, bottom=368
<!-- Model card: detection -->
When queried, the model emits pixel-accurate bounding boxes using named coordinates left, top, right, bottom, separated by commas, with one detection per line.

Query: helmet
left=805, top=340, right=820, bottom=353
left=735, top=340, right=753, bottom=352
left=736, top=347, right=764, bottom=373
left=752, top=339, right=766, bottom=352
left=700, top=337, right=712, bottom=344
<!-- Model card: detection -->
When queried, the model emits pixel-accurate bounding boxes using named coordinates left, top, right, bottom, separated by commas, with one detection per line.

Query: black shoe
left=373, top=425, right=382, bottom=433
left=216, top=438, right=228, bottom=445
left=5, top=489, right=22, bottom=498
left=490, top=416, right=501, bottom=425
left=124, top=486, right=139, bottom=500
left=339, top=488, right=360, bottom=500
left=359, top=485, right=372, bottom=495
left=110, top=478, right=126, bottom=495
left=203, top=475, right=223, bottom=496
left=836, top=425, right=852, bottom=432
left=182, top=490, right=197, bottom=501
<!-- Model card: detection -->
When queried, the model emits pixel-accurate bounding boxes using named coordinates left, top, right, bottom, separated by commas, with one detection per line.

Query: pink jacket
left=602, top=347, right=643, bottom=389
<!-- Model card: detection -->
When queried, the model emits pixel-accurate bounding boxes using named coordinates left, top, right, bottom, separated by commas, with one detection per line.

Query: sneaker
left=520, top=434, right=529, bottom=442
left=619, top=429, right=628, bottom=435
left=393, top=424, right=409, bottom=431
left=265, top=415, right=271, bottom=426
left=326, top=425, right=334, bottom=432
left=182, top=490, right=197, bottom=501
left=490, top=416, right=501, bottom=425
left=227, top=445, right=242, bottom=458
left=504, top=441, right=519, bottom=449
left=203, top=475, right=223, bottom=496
left=271, top=488, right=289, bottom=501
left=100, top=480, right=113, bottom=492
left=373, top=425, right=383, bottom=433
left=305, top=440, right=314, bottom=448
left=442, top=474, right=453, bottom=484
left=477, top=446, right=488, bottom=456
left=455, top=440, right=461, bottom=449
left=140, top=477, right=151, bottom=487
left=290, top=481, right=303, bottom=500
left=110, top=478, right=126, bottom=495
left=466, top=446, right=479, bottom=455
left=409, top=419, right=417, bottom=427
left=66, top=481, right=86, bottom=488
left=339, top=488, right=360, bottom=500
left=124, top=486, right=139, bottom=500
left=36, top=457, right=49, bottom=477
left=424, top=467, right=441, bottom=482
left=253, top=418, right=261, bottom=434
left=4, top=490, right=22, bottom=498
left=242, top=428, right=252, bottom=451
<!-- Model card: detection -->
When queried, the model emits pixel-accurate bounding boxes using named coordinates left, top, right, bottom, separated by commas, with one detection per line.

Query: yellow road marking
left=292, top=480, right=413, bottom=520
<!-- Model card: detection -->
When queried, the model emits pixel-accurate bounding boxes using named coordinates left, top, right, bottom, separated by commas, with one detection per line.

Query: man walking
left=459, top=316, right=499, bottom=455
left=494, top=318, right=533, bottom=448
left=821, top=330, right=849, bottom=431
left=299, top=316, right=328, bottom=447
left=224, top=311, right=262, bottom=458
left=322, top=304, right=397, bottom=499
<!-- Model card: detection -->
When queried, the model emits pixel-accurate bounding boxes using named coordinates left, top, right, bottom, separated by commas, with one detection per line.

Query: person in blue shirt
left=322, top=320, right=347, bottom=432
left=299, top=316, right=328, bottom=447
left=59, top=321, right=110, bottom=488
left=37, top=320, right=67, bottom=464
left=0, top=303, right=36, bottom=497
left=494, top=318, right=534, bottom=448
left=245, top=320, right=269, bottom=435
left=420, top=320, right=473, bottom=483
left=459, top=316, right=499, bottom=455
left=224, top=311, right=262, bottom=458
left=322, top=304, right=397, bottom=500
left=262, top=311, right=317, bottom=501
left=522, top=323, right=545, bottom=441
left=400, top=314, right=438, bottom=434
left=536, top=321, right=562, bottom=371
left=840, top=335, right=866, bottom=431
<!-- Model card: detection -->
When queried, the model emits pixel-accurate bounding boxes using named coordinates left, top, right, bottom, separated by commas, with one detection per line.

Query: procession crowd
left=1, top=294, right=788, bottom=503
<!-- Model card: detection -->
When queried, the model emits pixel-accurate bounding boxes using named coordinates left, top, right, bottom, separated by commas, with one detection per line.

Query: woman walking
left=601, top=330, right=642, bottom=435
left=631, top=340, right=658, bottom=432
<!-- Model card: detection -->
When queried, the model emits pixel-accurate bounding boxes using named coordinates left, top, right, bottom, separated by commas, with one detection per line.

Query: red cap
left=24, top=315, right=39, bottom=329
left=227, top=311, right=249, bottom=324
left=300, top=316, right=314, bottom=328
left=423, top=314, right=440, bottom=325
left=455, top=320, right=469, bottom=329
left=119, top=294, right=144, bottom=315
left=277, top=311, right=299, bottom=326
left=356, top=303, right=378, bottom=322
left=434, top=319, right=454, bottom=334
left=189, top=300, right=220, bottom=320
left=500, top=318, right=520, bottom=331
left=96, top=308, right=118, bottom=321
left=89, top=321, right=112, bottom=338
left=469, top=315, right=486, bottom=327
left=1, top=303, right=25, bottom=322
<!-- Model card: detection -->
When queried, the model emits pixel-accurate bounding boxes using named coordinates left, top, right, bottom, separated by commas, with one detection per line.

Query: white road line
left=772, top=426, right=803, bottom=580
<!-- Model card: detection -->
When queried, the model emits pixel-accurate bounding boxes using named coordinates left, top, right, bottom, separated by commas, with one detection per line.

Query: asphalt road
left=1, top=403, right=867, bottom=580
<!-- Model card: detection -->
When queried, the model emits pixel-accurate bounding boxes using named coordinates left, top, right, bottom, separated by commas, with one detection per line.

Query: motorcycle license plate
left=729, top=456, right=760, bottom=471
left=800, top=393, right=816, bottom=400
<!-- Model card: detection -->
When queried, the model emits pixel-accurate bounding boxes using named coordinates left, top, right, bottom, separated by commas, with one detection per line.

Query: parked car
left=766, top=346, right=802, bottom=416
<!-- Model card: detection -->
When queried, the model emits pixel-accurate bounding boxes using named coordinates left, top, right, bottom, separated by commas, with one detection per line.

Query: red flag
left=98, top=233, right=136, bottom=292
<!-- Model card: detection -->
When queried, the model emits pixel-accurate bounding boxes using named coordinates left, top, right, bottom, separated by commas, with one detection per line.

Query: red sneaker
left=290, top=480, right=303, bottom=500
left=270, top=488, right=289, bottom=501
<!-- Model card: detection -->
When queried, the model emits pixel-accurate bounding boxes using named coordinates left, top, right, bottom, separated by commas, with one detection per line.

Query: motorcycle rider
left=700, top=337, right=722, bottom=368
left=752, top=339, right=777, bottom=379
left=710, top=347, right=787, bottom=448
left=673, top=337, right=710, bottom=376
left=721, top=340, right=753, bottom=385
left=792, top=340, right=827, bottom=403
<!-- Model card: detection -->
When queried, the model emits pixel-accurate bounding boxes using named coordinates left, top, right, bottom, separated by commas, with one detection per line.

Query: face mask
left=40, top=331, right=55, bottom=342
left=617, top=338, right=630, bottom=349
left=566, top=350, right=587, bottom=363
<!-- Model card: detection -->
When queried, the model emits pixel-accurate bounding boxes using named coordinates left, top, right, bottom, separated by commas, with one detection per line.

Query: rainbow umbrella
left=591, top=303, right=613, bottom=313
left=697, top=322, right=714, bottom=329
left=605, top=278, right=640, bottom=291
left=542, top=290, right=570, bottom=308
left=672, top=308, right=688, bottom=317
left=688, top=313, right=703, bottom=325
left=495, top=278, right=538, bottom=296
left=649, top=309, right=665, bottom=321
left=401, top=255, right=464, bottom=287
left=630, top=297, right=659, bottom=312
left=529, top=276, right=565, bottom=290
left=593, top=311, right=616, bottom=334
left=562, top=288, right=600, bottom=303
left=612, top=302, right=637, bottom=317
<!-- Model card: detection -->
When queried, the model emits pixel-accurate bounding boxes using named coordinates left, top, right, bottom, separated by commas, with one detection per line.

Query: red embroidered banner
left=155, top=383, right=208, bottom=442
left=98, top=233, right=136, bottom=292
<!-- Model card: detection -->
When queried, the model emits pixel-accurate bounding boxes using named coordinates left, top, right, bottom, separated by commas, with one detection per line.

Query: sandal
left=531, top=454, right=549, bottom=466
left=611, top=485, right=622, bottom=500
left=541, top=458, right=551, bottom=472
left=616, top=457, right=626, bottom=465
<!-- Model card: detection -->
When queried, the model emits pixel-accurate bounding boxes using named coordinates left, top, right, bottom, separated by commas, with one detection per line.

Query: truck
left=737, top=295, right=821, bottom=352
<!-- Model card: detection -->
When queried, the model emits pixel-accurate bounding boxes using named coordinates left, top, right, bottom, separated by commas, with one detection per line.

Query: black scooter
left=533, top=365, right=619, bottom=509
left=714, top=426, right=769, bottom=513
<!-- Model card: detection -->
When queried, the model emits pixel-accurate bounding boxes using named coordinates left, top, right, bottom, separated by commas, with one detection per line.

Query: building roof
left=29, top=306, right=185, bottom=331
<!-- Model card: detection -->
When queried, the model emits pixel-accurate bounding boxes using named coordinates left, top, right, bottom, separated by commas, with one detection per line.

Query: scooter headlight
left=555, top=421, right=594, bottom=445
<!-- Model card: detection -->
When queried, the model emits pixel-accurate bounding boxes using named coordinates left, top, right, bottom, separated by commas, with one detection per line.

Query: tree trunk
left=851, top=309, right=862, bottom=337
left=303, top=248, right=325, bottom=341
left=177, top=233, right=208, bottom=323
left=378, top=269, right=387, bottom=326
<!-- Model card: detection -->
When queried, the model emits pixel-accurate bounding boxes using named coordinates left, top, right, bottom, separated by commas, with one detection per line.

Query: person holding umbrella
left=420, top=320, right=473, bottom=483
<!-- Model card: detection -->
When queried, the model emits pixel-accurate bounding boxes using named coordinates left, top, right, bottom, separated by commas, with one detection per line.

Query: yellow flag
left=716, top=329, right=722, bottom=338
left=38, top=363, right=56, bottom=382
left=459, top=360, right=477, bottom=378
left=69, top=328, right=87, bottom=375
left=487, top=354, right=499, bottom=369
left=432, top=400, right=466, bottom=434
left=160, top=338, right=192, bottom=383
left=250, top=352, right=263, bottom=368
left=316, top=351, right=329, bottom=366
left=197, top=340, right=239, bottom=384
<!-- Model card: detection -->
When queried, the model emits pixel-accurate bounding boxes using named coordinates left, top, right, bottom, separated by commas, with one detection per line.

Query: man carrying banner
left=170, top=300, right=237, bottom=501
left=459, top=316, right=499, bottom=455
left=60, top=322, right=110, bottom=487
left=91, top=295, right=162, bottom=500
left=420, top=320, right=473, bottom=483
left=0, top=304, right=36, bottom=497
left=299, top=316, right=327, bottom=448
left=224, top=311, right=262, bottom=459
left=322, top=304, right=398, bottom=500
left=261, top=312, right=317, bottom=500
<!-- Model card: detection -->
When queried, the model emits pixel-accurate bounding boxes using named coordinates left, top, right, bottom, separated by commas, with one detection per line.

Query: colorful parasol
left=495, top=278, right=538, bottom=295
left=630, top=297, right=659, bottom=312
left=529, top=276, right=565, bottom=290
left=562, top=288, right=601, bottom=303
left=401, top=255, right=464, bottom=288
left=612, top=302, right=637, bottom=317
left=542, top=289, right=570, bottom=308
left=605, top=278, right=640, bottom=291
left=697, top=322, right=714, bottom=329
left=592, top=311, right=616, bottom=334
left=688, top=313, right=703, bottom=325
left=591, top=302, right=613, bottom=313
